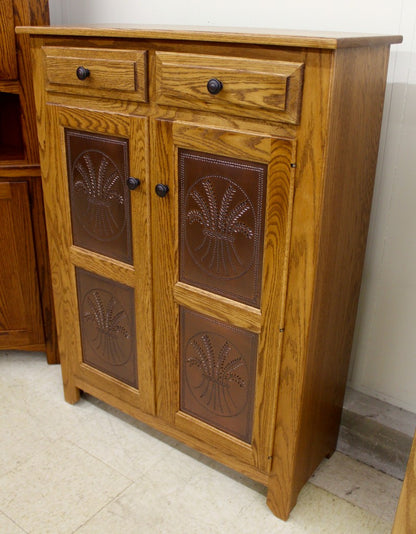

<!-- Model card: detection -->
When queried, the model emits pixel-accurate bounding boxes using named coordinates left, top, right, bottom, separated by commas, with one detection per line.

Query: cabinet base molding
left=73, top=376, right=269, bottom=486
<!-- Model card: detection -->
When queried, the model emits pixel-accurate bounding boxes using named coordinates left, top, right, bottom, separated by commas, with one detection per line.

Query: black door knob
left=207, top=78, right=223, bottom=95
left=126, top=177, right=141, bottom=190
left=76, top=66, right=90, bottom=80
left=155, top=184, right=169, bottom=197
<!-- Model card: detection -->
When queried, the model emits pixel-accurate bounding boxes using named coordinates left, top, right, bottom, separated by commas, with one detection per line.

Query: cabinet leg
left=63, top=384, right=81, bottom=404
left=325, top=446, right=336, bottom=459
left=44, top=334, right=60, bottom=365
left=266, top=479, right=296, bottom=521
left=62, top=376, right=81, bottom=404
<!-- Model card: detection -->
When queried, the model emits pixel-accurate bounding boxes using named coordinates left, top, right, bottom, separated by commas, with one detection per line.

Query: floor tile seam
left=24, top=410, right=73, bottom=442
left=224, top=491, right=270, bottom=525
left=0, top=435, right=64, bottom=480
left=64, top=436, right=139, bottom=483
left=71, top=480, right=136, bottom=533
left=308, top=479, right=395, bottom=527
left=312, top=467, right=403, bottom=496
left=0, top=437, right=133, bottom=502
left=0, top=508, right=30, bottom=533
left=340, top=408, right=416, bottom=441
left=168, top=440, right=265, bottom=490
left=333, top=449, right=404, bottom=481
left=372, top=516, right=396, bottom=534
left=380, top=506, right=398, bottom=526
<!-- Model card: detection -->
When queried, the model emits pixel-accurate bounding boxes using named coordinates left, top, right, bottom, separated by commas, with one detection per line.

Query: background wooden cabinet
left=22, top=26, right=401, bottom=519
left=0, top=0, right=18, bottom=81
left=0, top=181, right=43, bottom=348
left=0, top=0, right=57, bottom=361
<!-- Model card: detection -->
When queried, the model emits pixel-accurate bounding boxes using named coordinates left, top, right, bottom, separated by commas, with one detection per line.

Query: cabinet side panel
left=13, top=0, right=50, bottom=163
left=27, top=175, right=59, bottom=363
left=392, top=431, right=416, bottom=533
left=293, top=46, right=392, bottom=498
left=0, top=0, right=18, bottom=80
left=267, top=49, right=333, bottom=519
left=0, top=181, right=44, bottom=347
left=16, top=0, right=50, bottom=26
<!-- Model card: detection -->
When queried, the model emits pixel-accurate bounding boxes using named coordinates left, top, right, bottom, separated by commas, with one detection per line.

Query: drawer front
left=155, top=52, right=304, bottom=124
left=43, top=47, right=147, bottom=102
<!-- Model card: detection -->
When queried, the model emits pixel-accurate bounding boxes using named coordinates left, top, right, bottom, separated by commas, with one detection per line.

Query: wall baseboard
left=337, top=388, right=416, bottom=480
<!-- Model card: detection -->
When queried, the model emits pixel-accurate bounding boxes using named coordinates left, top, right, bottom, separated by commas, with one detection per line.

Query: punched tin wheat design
left=179, top=149, right=267, bottom=307
left=72, top=149, right=126, bottom=240
left=76, top=268, right=137, bottom=388
left=185, top=175, right=255, bottom=279
left=66, top=129, right=133, bottom=264
left=82, top=288, right=131, bottom=366
left=185, top=331, right=249, bottom=417
left=180, top=308, right=258, bottom=442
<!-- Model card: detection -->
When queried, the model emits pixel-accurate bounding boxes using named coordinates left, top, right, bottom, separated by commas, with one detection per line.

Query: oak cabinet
left=21, top=25, right=401, bottom=519
left=0, top=0, right=57, bottom=360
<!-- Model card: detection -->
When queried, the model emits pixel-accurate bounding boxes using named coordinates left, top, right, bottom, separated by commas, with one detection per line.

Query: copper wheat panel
left=66, top=129, right=132, bottom=263
left=179, top=149, right=267, bottom=307
left=180, top=307, right=258, bottom=443
left=76, top=268, right=137, bottom=388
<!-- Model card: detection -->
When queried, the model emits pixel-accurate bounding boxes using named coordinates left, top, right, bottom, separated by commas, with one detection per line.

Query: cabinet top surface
left=16, top=24, right=402, bottom=49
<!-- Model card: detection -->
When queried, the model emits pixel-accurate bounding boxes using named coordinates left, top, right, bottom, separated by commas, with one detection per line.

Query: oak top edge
left=16, top=24, right=403, bottom=49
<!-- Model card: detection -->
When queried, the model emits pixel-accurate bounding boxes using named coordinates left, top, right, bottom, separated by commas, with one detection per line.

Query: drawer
left=155, top=52, right=304, bottom=124
left=43, top=47, right=147, bottom=102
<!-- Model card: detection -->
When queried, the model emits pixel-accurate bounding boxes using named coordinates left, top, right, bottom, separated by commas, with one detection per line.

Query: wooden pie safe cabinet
left=20, top=25, right=401, bottom=519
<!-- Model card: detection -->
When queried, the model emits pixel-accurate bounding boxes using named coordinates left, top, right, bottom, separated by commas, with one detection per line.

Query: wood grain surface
left=0, top=181, right=44, bottom=349
left=16, top=24, right=403, bottom=49
left=0, top=0, right=17, bottom=79
left=44, top=46, right=147, bottom=102
left=393, top=431, right=416, bottom=533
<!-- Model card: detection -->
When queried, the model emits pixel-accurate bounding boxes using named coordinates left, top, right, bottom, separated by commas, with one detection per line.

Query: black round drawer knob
left=207, top=78, right=223, bottom=95
left=76, top=66, right=90, bottom=80
left=155, top=184, right=169, bottom=197
left=126, top=177, right=141, bottom=190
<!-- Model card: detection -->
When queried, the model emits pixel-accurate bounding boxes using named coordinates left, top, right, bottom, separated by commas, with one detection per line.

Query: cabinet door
left=44, top=105, right=154, bottom=413
left=152, top=121, right=296, bottom=473
left=0, top=181, right=44, bottom=348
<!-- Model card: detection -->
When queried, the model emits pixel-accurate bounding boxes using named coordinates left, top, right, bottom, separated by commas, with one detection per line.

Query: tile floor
left=0, top=351, right=402, bottom=533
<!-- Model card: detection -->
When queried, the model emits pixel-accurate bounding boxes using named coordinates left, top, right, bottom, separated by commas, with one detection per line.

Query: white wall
left=48, top=0, right=416, bottom=413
